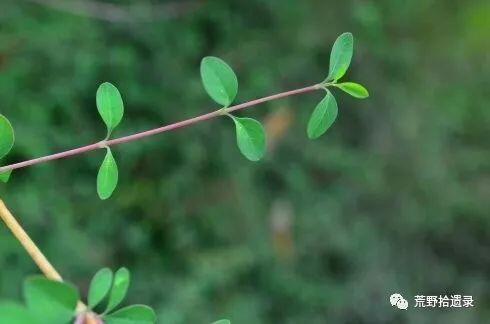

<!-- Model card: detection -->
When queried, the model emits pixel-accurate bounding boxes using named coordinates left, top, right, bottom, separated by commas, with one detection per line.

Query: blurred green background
left=1, top=0, right=489, bottom=323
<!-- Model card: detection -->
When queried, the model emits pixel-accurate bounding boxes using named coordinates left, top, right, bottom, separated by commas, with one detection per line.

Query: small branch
left=0, top=199, right=62, bottom=281
left=0, top=84, right=320, bottom=173
left=0, top=199, right=87, bottom=312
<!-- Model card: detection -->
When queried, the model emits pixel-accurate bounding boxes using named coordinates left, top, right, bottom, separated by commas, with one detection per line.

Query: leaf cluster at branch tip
left=0, top=267, right=156, bottom=324
left=307, top=32, right=369, bottom=139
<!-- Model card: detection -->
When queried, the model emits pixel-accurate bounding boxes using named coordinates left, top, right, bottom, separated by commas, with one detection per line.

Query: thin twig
left=0, top=200, right=62, bottom=281
left=0, top=84, right=321, bottom=173
left=0, top=199, right=86, bottom=312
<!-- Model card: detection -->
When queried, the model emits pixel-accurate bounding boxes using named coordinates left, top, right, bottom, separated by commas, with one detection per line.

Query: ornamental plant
left=0, top=33, right=368, bottom=323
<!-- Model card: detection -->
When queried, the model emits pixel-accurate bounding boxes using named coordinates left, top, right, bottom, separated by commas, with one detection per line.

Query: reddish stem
left=0, top=84, right=320, bottom=173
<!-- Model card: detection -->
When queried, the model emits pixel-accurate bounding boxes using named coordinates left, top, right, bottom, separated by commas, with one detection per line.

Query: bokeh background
left=1, top=1, right=489, bottom=323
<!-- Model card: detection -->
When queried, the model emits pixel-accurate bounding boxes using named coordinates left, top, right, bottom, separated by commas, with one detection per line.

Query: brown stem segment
left=0, top=199, right=62, bottom=281
left=0, top=199, right=86, bottom=312
left=0, top=84, right=321, bottom=173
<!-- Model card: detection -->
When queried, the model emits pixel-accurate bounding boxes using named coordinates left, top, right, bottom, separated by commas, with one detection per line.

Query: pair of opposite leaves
left=0, top=90, right=120, bottom=185
left=0, top=267, right=156, bottom=324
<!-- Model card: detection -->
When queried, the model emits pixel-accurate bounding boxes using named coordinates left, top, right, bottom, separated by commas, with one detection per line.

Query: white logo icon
left=390, top=293, right=409, bottom=310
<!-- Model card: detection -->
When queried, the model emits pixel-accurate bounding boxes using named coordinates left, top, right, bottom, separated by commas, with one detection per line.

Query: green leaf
left=24, top=276, right=79, bottom=323
left=335, top=82, right=369, bottom=99
left=212, top=320, right=231, bottom=324
left=326, top=32, right=354, bottom=81
left=200, top=56, right=238, bottom=106
left=97, top=148, right=119, bottom=200
left=105, top=267, right=130, bottom=313
left=0, top=114, right=14, bottom=159
left=96, top=82, right=124, bottom=136
left=104, top=305, right=156, bottom=324
left=307, top=91, right=338, bottom=139
left=231, top=117, right=266, bottom=162
left=0, top=302, right=38, bottom=324
left=88, top=268, right=113, bottom=309
left=0, top=170, right=12, bottom=183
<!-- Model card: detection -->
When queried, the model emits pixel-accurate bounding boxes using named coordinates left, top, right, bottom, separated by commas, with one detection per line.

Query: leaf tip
left=342, top=31, right=353, bottom=39
left=0, top=170, right=12, bottom=183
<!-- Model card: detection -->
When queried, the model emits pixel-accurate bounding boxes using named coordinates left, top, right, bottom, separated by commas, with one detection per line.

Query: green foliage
left=334, top=82, right=369, bottom=98
left=200, top=57, right=238, bottom=106
left=0, top=101, right=17, bottom=184
left=105, top=267, right=131, bottom=313
left=96, top=82, right=124, bottom=137
left=326, top=32, right=353, bottom=82
left=88, top=268, right=113, bottom=308
left=231, top=117, right=266, bottom=161
left=307, top=33, right=367, bottom=139
left=0, top=302, right=36, bottom=323
left=200, top=56, right=268, bottom=161
left=0, top=29, right=367, bottom=321
left=0, top=33, right=367, bottom=195
left=307, top=91, right=338, bottom=139
left=0, top=268, right=158, bottom=324
left=24, top=276, right=79, bottom=323
left=0, top=268, right=229, bottom=324
left=0, top=170, right=12, bottom=183
left=91, top=268, right=157, bottom=323
left=104, top=305, right=156, bottom=324
left=97, top=148, right=119, bottom=200
left=94, top=82, right=123, bottom=200
left=0, top=114, right=14, bottom=159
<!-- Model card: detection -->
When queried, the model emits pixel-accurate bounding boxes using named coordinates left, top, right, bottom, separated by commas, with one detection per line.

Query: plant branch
left=0, top=199, right=62, bottom=281
left=0, top=199, right=87, bottom=312
left=0, top=84, right=321, bottom=173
